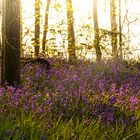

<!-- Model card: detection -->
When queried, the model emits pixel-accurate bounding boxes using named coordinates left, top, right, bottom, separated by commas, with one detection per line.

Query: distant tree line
left=0, top=0, right=135, bottom=85
left=33, top=0, right=123, bottom=61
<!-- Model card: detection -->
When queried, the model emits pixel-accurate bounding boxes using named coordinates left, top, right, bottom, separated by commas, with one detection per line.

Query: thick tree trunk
left=110, top=0, right=118, bottom=58
left=66, top=0, right=76, bottom=62
left=2, top=0, right=21, bottom=86
left=35, top=0, right=41, bottom=57
left=93, top=0, right=102, bottom=62
left=42, top=0, right=51, bottom=53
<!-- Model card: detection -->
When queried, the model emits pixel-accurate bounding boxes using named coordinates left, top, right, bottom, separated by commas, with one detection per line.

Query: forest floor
left=0, top=57, right=140, bottom=139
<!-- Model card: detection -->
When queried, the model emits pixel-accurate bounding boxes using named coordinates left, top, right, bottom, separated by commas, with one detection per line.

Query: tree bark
left=93, top=0, right=102, bottom=62
left=35, top=0, right=41, bottom=57
left=66, top=0, right=76, bottom=62
left=42, top=0, right=51, bottom=53
left=2, top=0, right=21, bottom=86
left=119, top=0, right=123, bottom=58
left=110, top=0, right=118, bottom=58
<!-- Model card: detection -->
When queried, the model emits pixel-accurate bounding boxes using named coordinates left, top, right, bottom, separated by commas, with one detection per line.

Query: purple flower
left=130, top=96, right=139, bottom=105
left=109, top=96, right=117, bottom=104
left=5, top=130, right=11, bottom=136
left=101, top=111, right=115, bottom=125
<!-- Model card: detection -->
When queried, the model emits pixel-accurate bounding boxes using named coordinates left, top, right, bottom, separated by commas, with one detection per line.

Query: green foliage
left=0, top=113, right=139, bottom=140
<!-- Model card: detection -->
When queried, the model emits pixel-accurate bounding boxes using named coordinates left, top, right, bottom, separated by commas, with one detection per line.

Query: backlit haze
left=0, top=0, right=140, bottom=59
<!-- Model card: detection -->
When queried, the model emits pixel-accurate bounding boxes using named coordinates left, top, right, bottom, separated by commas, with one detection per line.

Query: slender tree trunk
left=2, top=0, right=21, bottom=86
left=66, top=0, right=76, bottom=62
left=42, top=0, right=51, bottom=53
left=125, top=0, right=130, bottom=59
left=20, top=4, right=24, bottom=58
left=93, top=0, right=102, bottom=62
left=35, top=0, right=41, bottom=57
left=110, top=0, right=118, bottom=58
left=119, top=0, right=123, bottom=58
left=1, top=0, right=5, bottom=86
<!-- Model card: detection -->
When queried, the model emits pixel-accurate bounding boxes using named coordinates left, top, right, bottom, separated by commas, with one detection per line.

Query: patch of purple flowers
left=0, top=58, right=139, bottom=127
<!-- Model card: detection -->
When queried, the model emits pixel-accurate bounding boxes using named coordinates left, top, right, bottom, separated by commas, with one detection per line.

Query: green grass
left=0, top=112, right=140, bottom=140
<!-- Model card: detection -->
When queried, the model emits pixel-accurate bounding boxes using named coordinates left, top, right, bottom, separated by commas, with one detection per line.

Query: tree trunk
left=42, top=0, right=51, bottom=53
left=20, top=4, right=24, bottom=58
left=66, top=0, right=76, bottom=62
left=2, top=0, right=21, bottom=86
left=35, top=0, right=41, bottom=57
left=110, top=0, right=118, bottom=58
left=93, top=0, right=102, bottom=62
left=119, top=0, right=123, bottom=58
